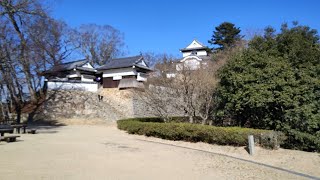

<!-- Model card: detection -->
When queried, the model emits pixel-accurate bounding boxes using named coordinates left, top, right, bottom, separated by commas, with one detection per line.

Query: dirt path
left=0, top=124, right=319, bottom=180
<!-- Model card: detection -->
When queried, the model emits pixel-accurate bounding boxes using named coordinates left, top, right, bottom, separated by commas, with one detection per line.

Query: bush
left=283, top=130, right=320, bottom=152
left=117, top=118, right=285, bottom=149
left=167, top=116, right=203, bottom=123
left=123, top=117, right=165, bottom=123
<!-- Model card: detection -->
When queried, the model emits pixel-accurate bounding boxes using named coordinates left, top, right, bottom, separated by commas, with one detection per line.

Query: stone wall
left=98, top=88, right=135, bottom=118
left=98, top=88, right=182, bottom=118
left=39, top=90, right=124, bottom=122
left=38, top=88, right=184, bottom=123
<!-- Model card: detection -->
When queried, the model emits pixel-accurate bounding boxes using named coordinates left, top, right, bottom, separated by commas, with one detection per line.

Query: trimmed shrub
left=167, top=116, right=202, bottom=123
left=122, top=117, right=164, bottom=123
left=117, top=118, right=285, bottom=149
left=283, top=130, right=320, bottom=152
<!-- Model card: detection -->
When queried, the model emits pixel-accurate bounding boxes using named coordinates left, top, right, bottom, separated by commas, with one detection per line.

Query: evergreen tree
left=208, top=22, right=243, bottom=50
left=215, top=23, right=320, bottom=152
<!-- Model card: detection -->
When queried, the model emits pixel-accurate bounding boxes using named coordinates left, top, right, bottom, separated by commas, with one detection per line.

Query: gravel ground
left=0, top=124, right=319, bottom=180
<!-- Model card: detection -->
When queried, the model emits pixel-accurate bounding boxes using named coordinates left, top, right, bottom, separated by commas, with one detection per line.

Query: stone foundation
left=39, top=90, right=123, bottom=122
left=37, top=88, right=183, bottom=123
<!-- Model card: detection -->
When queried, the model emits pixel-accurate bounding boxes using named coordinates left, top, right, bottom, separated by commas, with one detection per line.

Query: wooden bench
left=10, top=124, right=27, bottom=134
left=0, top=129, right=14, bottom=136
left=27, top=129, right=37, bottom=134
left=1, top=135, right=20, bottom=142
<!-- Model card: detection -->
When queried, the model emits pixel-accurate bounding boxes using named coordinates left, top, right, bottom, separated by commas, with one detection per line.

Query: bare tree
left=138, top=48, right=238, bottom=124
left=0, top=18, right=25, bottom=123
left=142, top=52, right=178, bottom=68
left=76, top=24, right=125, bottom=66
left=0, top=0, right=47, bottom=102
left=139, top=62, right=212, bottom=123
left=0, top=0, right=78, bottom=123
left=27, top=17, right=79, bottom=93
left=192, top=62, right=219, bottom=124
left=170, top=65, right=217, bottom=124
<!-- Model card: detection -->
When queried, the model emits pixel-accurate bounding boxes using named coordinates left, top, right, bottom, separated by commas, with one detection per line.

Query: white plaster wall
left=81, top=76, right=94, bottom=82
left=47, top=81, right=98, bottom=92
left=67, top=73, right=80, bottom=78
left=113, top=76, right=122, bottom=80
left=102, top=68, right=136, bottom=78
left=137, top=60, right=147, bottom=67
left=82, top=62, right=94, bottom=69
left=182, top=50, right=207, bottom=57
left=137, top=72, right=147, bottom=81
left=186, top=40, right=203, bottom=49
left=196, top=50, right=207, bottom=56
left=182, top=51, right=192, bottom=57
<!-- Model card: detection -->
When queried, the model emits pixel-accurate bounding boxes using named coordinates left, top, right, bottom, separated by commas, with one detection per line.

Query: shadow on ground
left=27, top=119, right=66, bottom=134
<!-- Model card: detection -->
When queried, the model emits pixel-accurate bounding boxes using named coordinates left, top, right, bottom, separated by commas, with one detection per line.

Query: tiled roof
left=42, top=59, right=96, bottom=75
left=97, top=55, right=152, bottom=71
left=180, top=46, right=208, bottom=52
left=180, top=39, right=208, bottom=52
left=194, top=39, right=206, bottom=47
left=76, top=66, right=96, bottom=72
left=51, top=59, right=88, bottom=71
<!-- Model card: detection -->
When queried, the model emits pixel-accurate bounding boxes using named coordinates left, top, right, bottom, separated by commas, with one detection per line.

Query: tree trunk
left=7, top=11, right=37, bottom=102
left=15, top=106, right=21, bottom=124
left=27, top=111, right=35, bottom=123
left=201, top=118, right=207, bottom=125
left=0, top=61, right=23, bottom=124
left=24, top=68, right=37, bottom=101
left=0, top=101, right=4, bottom=121
left=189, top=115, right=194, bottom=123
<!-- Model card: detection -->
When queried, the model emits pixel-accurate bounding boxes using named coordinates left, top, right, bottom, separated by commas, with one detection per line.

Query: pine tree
left=208, top=22, right=243, bottom=50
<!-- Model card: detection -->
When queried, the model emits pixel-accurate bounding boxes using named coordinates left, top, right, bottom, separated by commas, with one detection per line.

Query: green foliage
left=216, top=22, right=320, bottom=152
left=123, top=117, right=164, bottom=123
left=208, top=22, right=243, bottom=50
left=117, top=118, right=285, bottom=149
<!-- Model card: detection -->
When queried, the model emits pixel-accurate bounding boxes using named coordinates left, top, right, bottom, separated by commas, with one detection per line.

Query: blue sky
left=52, top=0, right=320, bottom=57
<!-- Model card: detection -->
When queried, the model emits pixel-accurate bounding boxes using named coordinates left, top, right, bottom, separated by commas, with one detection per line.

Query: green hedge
left=117, top=118, right=285, bottom=149
left=284, top=130, right=320, bottom=152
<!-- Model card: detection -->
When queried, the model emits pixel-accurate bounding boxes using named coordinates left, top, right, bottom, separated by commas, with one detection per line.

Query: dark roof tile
left=52, top=59, right=88, bottom=71
left=42, top=59, right=96, bottom=75
left=97, top=55, right=151, bottom=71
left=180, top=46, right=208, bottom=52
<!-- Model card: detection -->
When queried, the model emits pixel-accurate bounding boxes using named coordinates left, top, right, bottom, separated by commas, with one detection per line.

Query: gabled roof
left=42, top=59, right=96, bottom=75
left=76, top=66, right=97, bottom=72
left=180, top=39, right=208, bottom=52
left=52, top=59, right=88, bottom=71
left=96, top=55, right=152, bottom=71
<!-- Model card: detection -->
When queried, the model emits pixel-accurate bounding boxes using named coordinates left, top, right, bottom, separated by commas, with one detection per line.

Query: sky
left=52, top=0, right=320, bottom=58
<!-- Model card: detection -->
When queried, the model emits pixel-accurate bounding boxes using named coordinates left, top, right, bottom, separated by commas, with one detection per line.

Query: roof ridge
left=60, top=59, right=88, bottom=65
left=110, top=55, right=142, bottom=61
left=180, top=46, right=208, bottom=52
left=96, top=55, right=150, bottom=71
left=193, top=39, right=206, bottom=47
